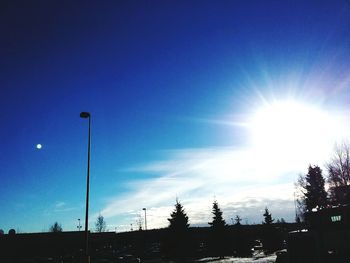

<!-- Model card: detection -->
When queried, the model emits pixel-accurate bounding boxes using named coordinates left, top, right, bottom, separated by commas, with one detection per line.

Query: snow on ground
left=196, top=254, right=276, bottom=263
left=144, top=253, right=277, bottom=263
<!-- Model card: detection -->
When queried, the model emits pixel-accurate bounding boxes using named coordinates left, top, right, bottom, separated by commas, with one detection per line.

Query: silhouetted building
left=285, top=205, right=350, bottom=263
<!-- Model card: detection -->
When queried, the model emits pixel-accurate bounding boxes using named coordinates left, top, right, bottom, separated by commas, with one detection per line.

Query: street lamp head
left=80, top=112, right=91, bottom=118
left=143, top=208, right=146, bottom=211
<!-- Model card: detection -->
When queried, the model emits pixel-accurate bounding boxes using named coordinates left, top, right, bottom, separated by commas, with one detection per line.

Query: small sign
left=331, top=215, right=341, bottom=222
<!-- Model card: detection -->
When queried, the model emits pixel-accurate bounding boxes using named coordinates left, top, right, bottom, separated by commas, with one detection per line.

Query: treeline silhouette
left=0, top=222, right=297, bottom=262
left=160, top=198, right=288, bottom=261
left=0, top=200, right=295, bottom=262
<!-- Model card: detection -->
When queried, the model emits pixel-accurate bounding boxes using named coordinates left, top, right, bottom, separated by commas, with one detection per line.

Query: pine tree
left=164, top=199, right=191, bottom=259
left=168, top=199, right=189, bottom=230
left=50, top=222, right=62, bottom=232
left=305, top=165, right=328, bottom=210
left=263, top=207, right=274, bottom=225
left=208, top=200, right=227, bottom=258
left=298, top=165, right=328, bottom=211
left=208, top=200, right=226, bottom=229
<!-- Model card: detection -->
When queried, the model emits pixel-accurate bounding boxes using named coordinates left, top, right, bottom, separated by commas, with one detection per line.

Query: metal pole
left=143, top=208, right=147, bottom=230
left=80, top=112, right=91, bottom=263
left=85, top=115, right=91, bottom=261
left=78, top=218, right=81, bottom=231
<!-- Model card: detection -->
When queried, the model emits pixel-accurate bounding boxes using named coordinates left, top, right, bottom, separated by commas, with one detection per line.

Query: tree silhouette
left=163, top=199, right=191, bottom=259
left=262, top=208, right=283, bottom=253
left=208, top=200, right=227, bottom=258
left=233, top=214, right=252, bottom=257
left=95, top=214, right=106, bottom=232
left=168, top=199, right=189, bottom=230
left=327, top=142, right=350, bottom=205
left=209, top=200, right=226, bottom=229
left=298, top=165, right=328, bottom=211
left=234, top=215, right=242, bottom=225
left=49, top=222, right=62, bottom=232
left=263, top=207, right=274, bottom=224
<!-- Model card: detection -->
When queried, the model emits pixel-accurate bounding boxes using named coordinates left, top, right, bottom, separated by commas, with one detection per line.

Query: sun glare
left=249, top=100, right=344, bottom=163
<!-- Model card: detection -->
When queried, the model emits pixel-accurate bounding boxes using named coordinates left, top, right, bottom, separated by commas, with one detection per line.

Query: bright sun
left=249, top=100, right=345, bottom=163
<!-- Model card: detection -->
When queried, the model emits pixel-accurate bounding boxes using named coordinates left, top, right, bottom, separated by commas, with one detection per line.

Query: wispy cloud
left=53, top=201, right=77, bottom=213
left=100, top=145, right=314, bottom=231
left=55, top=202, right=66, bottom=208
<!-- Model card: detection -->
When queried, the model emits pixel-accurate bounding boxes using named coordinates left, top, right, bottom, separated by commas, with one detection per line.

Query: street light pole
left=142, top=208, right=147, bottom=230
left=80, top=112, right=91, bottom=263
left=77, top=218, right=82, bottom=231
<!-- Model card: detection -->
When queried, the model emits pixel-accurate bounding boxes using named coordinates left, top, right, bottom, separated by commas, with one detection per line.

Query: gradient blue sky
left=1, top=0, right=350, bottom=233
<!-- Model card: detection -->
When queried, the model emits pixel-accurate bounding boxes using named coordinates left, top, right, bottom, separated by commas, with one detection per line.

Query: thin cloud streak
left=100, top=145, right=316, bottom=231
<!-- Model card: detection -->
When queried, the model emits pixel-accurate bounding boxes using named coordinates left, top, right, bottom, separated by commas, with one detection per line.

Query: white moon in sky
left=36, top=144, right=42, bottom=149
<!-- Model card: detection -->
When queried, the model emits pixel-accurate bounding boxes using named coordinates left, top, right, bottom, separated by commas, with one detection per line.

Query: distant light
left=36, top=144, right=42, bottom=149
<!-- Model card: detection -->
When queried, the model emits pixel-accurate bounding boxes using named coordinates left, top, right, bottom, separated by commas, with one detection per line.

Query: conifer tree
left=209, top=200, right=226, bottom=229
left=164, top=199, right=191, bottom=259
left=263, top=207, right=274, bottom=225
left=305, top=165, right=327, bottom=210
left=168, top=199, right=189, bottom=230
left=208, top=200, right=227, bottom=258
left=298, top=165, right=328, bottom=211
left=50, top=222, right=62, bottom=232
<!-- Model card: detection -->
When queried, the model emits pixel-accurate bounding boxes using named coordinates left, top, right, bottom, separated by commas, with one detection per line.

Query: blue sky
left=1, top=0, right=350, bottom=233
